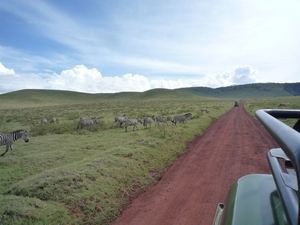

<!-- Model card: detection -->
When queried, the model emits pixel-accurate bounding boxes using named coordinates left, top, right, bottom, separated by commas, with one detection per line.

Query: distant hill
left=176, top=82, right=300, bottom=98
left=0, top=88, right=203, bottom=108
left=0, top=83, right=299, bottom=108
left=102, top=88, right=187, bottom=100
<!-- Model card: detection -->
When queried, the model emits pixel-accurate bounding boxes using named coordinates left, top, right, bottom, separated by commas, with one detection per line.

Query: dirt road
left=112, top=101, right=279, bottom=225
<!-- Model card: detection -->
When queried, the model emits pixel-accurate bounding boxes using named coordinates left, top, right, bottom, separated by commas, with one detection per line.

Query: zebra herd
left=115, top=113, right=193, bottom=132
left=0, top=112, right=194, bottom=156
left=39, top=112, right=194, bottom=132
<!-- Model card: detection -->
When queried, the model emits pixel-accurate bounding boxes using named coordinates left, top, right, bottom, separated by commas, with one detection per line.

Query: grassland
left=0, top=88, right=299, bottom=224
left=0, top=89, right=236, bottom=225
left=244, top=96, right=300, bottom=127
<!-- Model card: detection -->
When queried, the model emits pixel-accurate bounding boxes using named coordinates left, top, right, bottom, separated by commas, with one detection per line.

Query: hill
left=176, top=82, right=300, bottom=98
left=0, top=82, right=299, bottom=108
left=0, top=88, right=203, bottom=108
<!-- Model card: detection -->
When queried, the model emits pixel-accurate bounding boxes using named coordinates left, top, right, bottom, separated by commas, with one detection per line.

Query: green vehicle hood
left=222, top=174, right=288, bottom=225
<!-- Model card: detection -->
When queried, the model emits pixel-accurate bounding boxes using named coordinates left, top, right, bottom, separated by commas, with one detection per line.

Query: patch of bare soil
left=112, top=101, right=279, bottom=225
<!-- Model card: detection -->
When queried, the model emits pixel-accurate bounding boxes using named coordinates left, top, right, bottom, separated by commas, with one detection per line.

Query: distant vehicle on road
left=234, top=101, right=239, bottom=107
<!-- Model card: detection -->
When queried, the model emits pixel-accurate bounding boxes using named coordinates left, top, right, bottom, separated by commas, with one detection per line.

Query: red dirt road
left=112, top=101, right=279, bottom=225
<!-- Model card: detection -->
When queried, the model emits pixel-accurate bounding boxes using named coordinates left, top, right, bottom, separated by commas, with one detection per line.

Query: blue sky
left=0, top=0, right=299, bottom=94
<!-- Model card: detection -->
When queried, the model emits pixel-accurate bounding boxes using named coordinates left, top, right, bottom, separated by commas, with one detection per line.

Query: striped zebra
left=50, top=118, right=57, bottom=123
left=172, top=113, right=193, bottom=125
left=125, top=118, right=143, bottom=132
left=115, top=115, right=127, bottom=127
left=41, top=118, right=47, bottom=124
left=143, top=115, right=155, bottom=129
left=155, top=116, right=173, bottom=126
left=77, top=117, right=99, bottom=130
left=0, top=130, right=29, bottom=156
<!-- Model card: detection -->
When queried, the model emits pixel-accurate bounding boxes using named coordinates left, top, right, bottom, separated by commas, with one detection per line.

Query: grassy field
left=0, top=89, right=237, bottom=225
left=244, top=96, right=300, bottom=127
left=1, top=89, right=299, bottom=224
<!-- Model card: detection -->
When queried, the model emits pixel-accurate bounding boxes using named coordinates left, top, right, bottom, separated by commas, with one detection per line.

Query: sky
left=0, top=0, right=299, bottom=94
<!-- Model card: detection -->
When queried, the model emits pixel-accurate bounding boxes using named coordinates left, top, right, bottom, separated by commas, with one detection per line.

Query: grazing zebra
left=50, top=117, right=56, bottom=123
left=155, top=116, right=173, bottom=126
left=41, top=118, right=47, bottom=124
left=200, top=109, right=209, bottom=113
left=125, top=118, right=143, bottom=132
left=115, top=115, right=127, bottom=127
left=77, top=117, right=99, bottom=130
left=0, top=130, right=29, bottom=156
left=172, top=113, right=193, bottom=125
left=143, top=115, right=155, bottom=129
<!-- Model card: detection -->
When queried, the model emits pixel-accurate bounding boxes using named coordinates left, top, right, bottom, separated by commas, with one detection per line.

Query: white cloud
left=0, top=72, right=46, bottom=94
left=47, top=65, right=153, bottom=93
left=233, top=65, right=257, bottom=84
left=0, top=62, right=15, bottom=75
left=202, top=71, right=234, bottom=88
left=48, top=65, right=102, bottom=93
left=200, top=65, right=258, bottom=88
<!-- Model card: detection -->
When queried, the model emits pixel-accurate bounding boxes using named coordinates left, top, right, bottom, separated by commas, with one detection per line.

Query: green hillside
left=0, top=82, right=299, bottom=108
left=176, top=82, right=300, bottom=98
left=103, top=88, right=193, bottom=100
left=0, top=88, right=207, bottom=108
left=0, top=89, right=103, bottom=106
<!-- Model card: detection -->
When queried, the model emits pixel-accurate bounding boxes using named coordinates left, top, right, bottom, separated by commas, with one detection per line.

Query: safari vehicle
left=213, top=109, right=300, bottom=225
left=234, top=101, right=239, bottom=107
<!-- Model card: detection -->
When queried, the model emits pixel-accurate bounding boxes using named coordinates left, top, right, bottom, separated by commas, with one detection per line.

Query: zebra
left=0, top=130, right=29, bottom=157
left=77, top=117, right=99, bottom=130
left=172, top=113, right=193, bottom=125
left=115, top=115, right=127, bottom=127
left=155, top=116, right=173, bottom=126
left=200, top=109, right=209, bottom=113
left=41, top=118, right=47, bottom=124
left=125, top=118, right=143, bottom=132
left=143, top=115, right=155, bottom=129
left=50, top=117, right=56, bottom=123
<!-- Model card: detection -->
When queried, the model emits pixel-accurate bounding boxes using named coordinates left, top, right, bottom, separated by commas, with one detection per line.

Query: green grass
left=244, top=96, right=300, bottom=127
left=1, top=89, right=300, bottom=224
left=0, top=90, right=234, bottom=224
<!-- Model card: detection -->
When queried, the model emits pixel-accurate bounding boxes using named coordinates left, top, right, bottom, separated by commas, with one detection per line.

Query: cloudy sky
left=0, top=0, right=299, bottom=94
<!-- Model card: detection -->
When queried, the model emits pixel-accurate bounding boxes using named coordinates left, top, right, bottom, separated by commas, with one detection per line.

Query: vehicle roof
left=222, top=174, right=288, bottom=225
